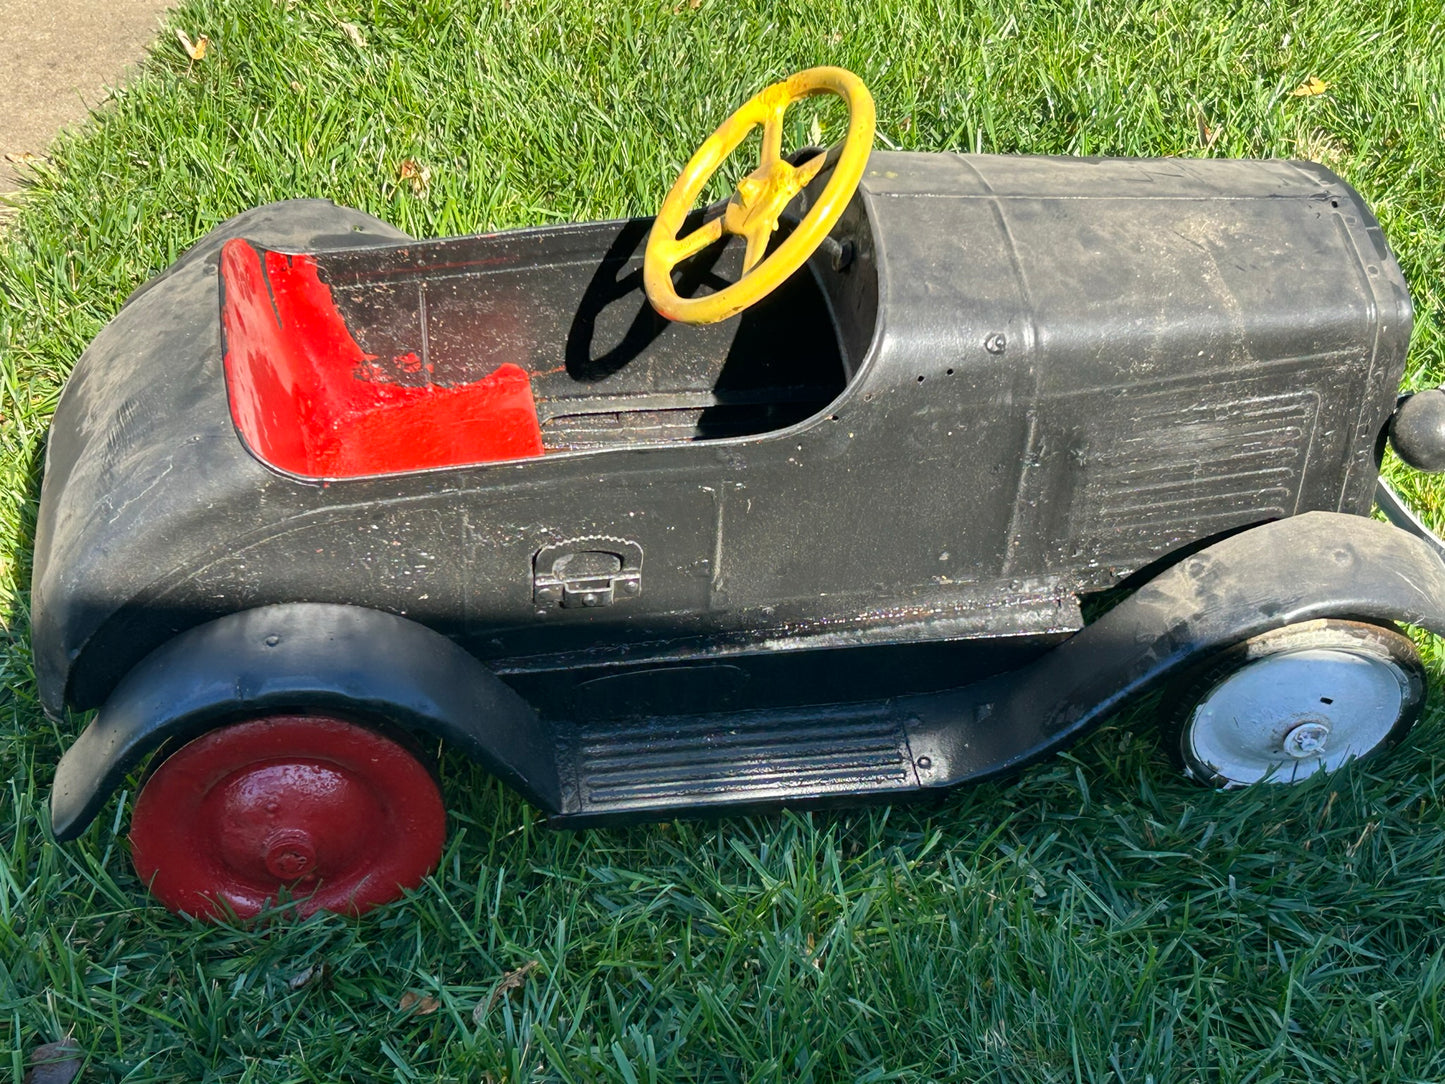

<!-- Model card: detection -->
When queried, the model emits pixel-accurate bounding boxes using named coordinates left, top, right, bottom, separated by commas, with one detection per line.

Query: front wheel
left=129, top=714, right=447, bottom=920
left=1163, top=619, right=1427, bottom=788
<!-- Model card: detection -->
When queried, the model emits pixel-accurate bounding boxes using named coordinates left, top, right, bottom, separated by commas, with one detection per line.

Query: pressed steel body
left=33, top=150, right=1441, bottom=843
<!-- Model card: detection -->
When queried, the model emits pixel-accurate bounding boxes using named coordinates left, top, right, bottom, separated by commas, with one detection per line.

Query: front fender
left=49, top=604, right=559, bottom=841
left=910, top=511, right=1445, bottom=785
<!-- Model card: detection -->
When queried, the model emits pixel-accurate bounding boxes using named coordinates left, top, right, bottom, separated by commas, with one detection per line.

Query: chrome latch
left=533, top=538, right=643, bottom=608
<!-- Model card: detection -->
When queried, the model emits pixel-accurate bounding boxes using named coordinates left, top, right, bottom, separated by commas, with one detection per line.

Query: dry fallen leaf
left=398, top=159, right=432, bottom=196
left=398, top=990, right=440, bottom=1015
left=339, top=21, right=366, bottom=48
left=175, top=29, right=209, bottom=61
left=1194, top=106, right=1221, bottom=149
left=25, top=1039, right=84, bottom=1084
left=1290, top=76, right=1329, bottom=98
left=480, top=960, right=539, bottom=1019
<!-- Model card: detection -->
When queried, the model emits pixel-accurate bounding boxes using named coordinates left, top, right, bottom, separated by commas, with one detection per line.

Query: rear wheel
left=1163, top=619, right=1426, bottom=788
left=129, top=714, right=446, bottom=920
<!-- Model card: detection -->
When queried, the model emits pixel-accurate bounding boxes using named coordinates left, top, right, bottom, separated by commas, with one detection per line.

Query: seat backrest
left=220, top=238, right=544, bottom=479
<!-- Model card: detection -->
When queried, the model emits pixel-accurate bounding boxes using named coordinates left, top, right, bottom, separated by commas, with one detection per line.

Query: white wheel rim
left=1185, top=647, right=1411, bottom=786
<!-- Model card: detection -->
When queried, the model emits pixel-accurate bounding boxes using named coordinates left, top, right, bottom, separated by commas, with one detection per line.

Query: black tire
left=1161, top=618, right=1426, bottom=788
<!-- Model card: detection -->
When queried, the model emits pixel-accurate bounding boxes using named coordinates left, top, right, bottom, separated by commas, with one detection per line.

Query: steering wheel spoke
left=742, top=223, right=773, bottom=275
left=760, top=103, right=787, bottom=169
left=793, top=148, right=828, bottom=187
left=643, top=67, right=876, bottom=324
left=665, top=215, right=726, bottom=265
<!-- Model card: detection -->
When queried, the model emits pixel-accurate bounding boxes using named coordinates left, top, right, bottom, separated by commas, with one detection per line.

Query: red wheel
left=129, top=715, right=446, bottom=920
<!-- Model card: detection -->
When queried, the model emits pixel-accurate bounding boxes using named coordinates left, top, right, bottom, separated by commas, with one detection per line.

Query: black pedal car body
left=31, top=70, right=1445, bottom=918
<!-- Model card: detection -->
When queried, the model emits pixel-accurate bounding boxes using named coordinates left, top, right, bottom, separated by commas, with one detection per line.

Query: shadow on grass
left=2, top=431, right=50, bottom=714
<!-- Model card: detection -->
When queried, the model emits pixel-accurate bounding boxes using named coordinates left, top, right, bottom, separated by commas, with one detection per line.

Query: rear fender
left=49, top=604, right=558, bottom=841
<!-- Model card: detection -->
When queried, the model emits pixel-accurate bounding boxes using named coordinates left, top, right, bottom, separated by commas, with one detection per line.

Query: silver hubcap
left=1186, top=647, right=1410, bottom=785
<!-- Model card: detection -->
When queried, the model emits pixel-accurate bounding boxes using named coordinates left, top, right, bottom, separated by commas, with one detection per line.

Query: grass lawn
left=4, top=0, right=1445, bottom=1080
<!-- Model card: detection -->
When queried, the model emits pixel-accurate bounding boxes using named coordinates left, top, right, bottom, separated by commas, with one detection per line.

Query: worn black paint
left=32, top=152, right=1445, bottom=833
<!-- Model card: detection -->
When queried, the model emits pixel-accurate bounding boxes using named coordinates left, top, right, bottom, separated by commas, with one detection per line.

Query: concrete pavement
left=0, top=0, right=173, bottom=196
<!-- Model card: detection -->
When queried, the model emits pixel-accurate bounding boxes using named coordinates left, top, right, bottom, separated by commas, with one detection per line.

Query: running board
left=553, top=703, right=921, bottom=824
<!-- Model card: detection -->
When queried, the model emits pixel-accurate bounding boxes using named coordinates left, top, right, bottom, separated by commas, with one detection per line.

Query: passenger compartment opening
left=220, top=213, right=866, bottom=480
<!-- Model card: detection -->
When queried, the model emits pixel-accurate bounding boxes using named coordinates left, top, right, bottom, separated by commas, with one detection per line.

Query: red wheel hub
left=129, top=715, right=446, bottom=920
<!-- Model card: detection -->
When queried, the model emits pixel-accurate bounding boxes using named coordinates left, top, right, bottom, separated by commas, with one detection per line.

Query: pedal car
left=31, top=68, right=1445, bottom=920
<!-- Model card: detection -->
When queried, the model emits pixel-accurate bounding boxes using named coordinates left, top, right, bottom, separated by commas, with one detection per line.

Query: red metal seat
left=220, top=238, right=543, bottom=479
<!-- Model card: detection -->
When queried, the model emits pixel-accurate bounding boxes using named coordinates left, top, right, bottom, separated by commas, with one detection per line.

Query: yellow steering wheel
left=643, top=67, right=876, bottom=325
